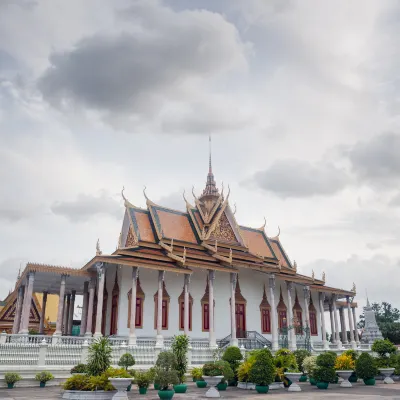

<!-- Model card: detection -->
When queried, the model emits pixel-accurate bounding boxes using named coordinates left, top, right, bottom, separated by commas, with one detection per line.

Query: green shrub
left=343, top=349, right=358, bottom=362
left=63, top=374, right=90, bottom=390
left=135, top=371, right=152, bottom=389
left=70, top=364, right=87, bottom=374
left=154, top=369, right=178, bottom=391
left=203, top=362, right=225, bottom=377
left=35, top=371, right=54, bottom=383
left=215, top=360, right=234, bottom=383
left=118, top=353, right=135, bottom=371
left=355, top=353, right=378, bottom=380
left=316, top=352, right=336, bottom=368
left=156, top=351, right=176, bottom=372
left=293, top=349, right=311, bottom=373
left=302, top=356, right=317, bottom=375
left=313, top=366, right=336, bottom=383
left=248, top=348, right=275, bottom=386
left=147, top=367, right=156, bottom=382
left=372, top=339, right=397, bottom=367
left=86, top=337, right=112, bottom=376
left=171, top=334, right=189, bottom=384
left=4, top=373, right=21, bottom=385
left=191, top=367, right=203, bottom=381
left=222, top=346, right=243, bottom=379
left=237, top=360, right=254, bottom=383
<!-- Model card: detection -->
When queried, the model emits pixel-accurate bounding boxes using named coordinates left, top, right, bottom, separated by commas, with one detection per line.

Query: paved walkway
left=2, top=381, right=400, bottom=399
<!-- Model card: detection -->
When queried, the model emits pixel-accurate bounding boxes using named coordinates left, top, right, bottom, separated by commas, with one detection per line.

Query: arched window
left=309, top=296, right=318, bottom=335
left=277, top=287, right=288, bottom=329
left=110, top=270, right=119, bottom=335
left=259, top=285, right=271, bottom=334
left=231, top=278, right=247, bottom=338
left=127, top=277, right=145, bottom=329
left=178, top=288, right=193, bottom=331
left=92, top=291, right=97, bottom=335
left=201, top=276, right=214, bottom=332
left=154, top=281, right=170, bottom=330
left=293, top=290, right=303, bottom=334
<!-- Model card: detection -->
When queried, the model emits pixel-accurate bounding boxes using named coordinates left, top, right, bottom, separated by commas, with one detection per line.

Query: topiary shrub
left=316, top=352, right=336, bottom=368
left=118, top=353, right=135, bottom=371
left=171, top=334, right=189, bottom=384
left=372, top=339, right=397, bottom=368
left=222, top=346, right=243, bottom=380
left=156, top=351, right=177, bottom=371
left=293, top=349, right=311, bottom=374
left=86, top=337, right=112, bottom=376
left=313, top=366, right=337, bottom=383
left=248, top=348, right=275, bottom=387
left=355, top=353, right=378, bottom=380
left=214, top=360, right=234, bottom=383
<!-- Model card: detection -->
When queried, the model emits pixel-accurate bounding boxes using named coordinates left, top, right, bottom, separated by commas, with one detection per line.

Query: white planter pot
left=108, top=378, right=131, bottom=400
left=336, top=370, right=353, bottom=388
left=379, top=368, right=395, bottom=384
left=202, top=376, right=223, bottom=398
left=284, top=372, right=303, bottom=392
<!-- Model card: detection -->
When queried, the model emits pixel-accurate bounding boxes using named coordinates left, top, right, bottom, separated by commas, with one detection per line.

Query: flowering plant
left=334, top=354, right=355, bottom=370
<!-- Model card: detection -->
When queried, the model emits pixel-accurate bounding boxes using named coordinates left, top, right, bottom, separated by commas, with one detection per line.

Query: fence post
left=119, top=341, right=127, bottom=360
left=38, top=338, right=48, bottom=367
left=0, top=331, right=7, bottom=344
left=81, top=339, right=89, bottom=364
left=154, top=343, right=162, bottom=364
left=240, top=344, right=246, bottom=360
left=187, top=343, right=192, bottom=367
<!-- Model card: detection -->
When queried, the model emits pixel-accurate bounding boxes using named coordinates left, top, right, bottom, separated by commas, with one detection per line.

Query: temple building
left=6, top=147, right=359, bottom=350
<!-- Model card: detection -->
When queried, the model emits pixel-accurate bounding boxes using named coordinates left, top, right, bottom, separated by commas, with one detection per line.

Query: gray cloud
left=250, top=159, right=349, bottom=198
left=51, top=192, right=121, bottom=222
left=389, top=192, right=400, bottom=207
left=0, top=208, right=32, bottom=222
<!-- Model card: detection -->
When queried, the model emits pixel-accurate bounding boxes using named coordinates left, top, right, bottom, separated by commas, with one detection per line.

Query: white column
left=352, top=307, right=360, bottom=345
left=85, top=279, right=95, bottom=337
left=94, top=263, right=105, bottom=338
left=184, top=274, right=190, bottom=336
left=39, top=291, right=48, bottom=334
left=269, top=274, right=279, bottom=351
left=19, top=272, right=35, bottom=334
left=329, top=303, right=335, bottom=343
left=129, top=267, right=139, bottom=346
left=63, top=294, right=71, bottom=335
left=340, top=307, right=348, bottom=344
left=80, top=282, right=89, bottom=336
left=303, top=286, right=310, bottom=329
left=54, top=274, right=67, bottom=336
left=230, top=272, right=238, bottom=347
left=347, top=296, right=357, bottom=349
left=156, top=270, right=165, bottom=347
left=68, top=290, right=76, bottom=335
left=12, top=286, right=24, bottom=334
left=332, top=295, right=342, bottom=348
left=286, top=281, right=296, bottom=351
left=208, top=270, right=216, bottom=348
left=319, top=292, right=329, bottom=349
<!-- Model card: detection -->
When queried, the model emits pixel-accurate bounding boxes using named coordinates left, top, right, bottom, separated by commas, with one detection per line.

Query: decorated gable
left=208, top=212, right=237, bottom=243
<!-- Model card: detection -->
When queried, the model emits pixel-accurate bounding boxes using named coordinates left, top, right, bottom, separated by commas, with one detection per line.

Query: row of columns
left=329, top=295, right=359, bottom=348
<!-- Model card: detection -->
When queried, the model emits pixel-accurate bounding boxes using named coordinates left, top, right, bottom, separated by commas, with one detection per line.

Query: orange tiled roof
left=269, top=239, right=292, bottom=268
left=239, top=226, right=276, bottom=260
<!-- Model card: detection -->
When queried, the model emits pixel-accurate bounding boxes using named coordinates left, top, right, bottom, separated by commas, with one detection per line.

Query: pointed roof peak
left=200, top=135, right=220, bottom=199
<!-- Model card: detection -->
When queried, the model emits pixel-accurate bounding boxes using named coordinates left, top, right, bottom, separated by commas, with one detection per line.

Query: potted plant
left=222, top=346, right=243, bottom=385
left=171, top=334, right=189, bottom=393
left=274, top=348, right=297, bottom=387
left=248, top=348, right=275, bottom=394
left=155, top=351, right=179, bottom=400
left=70, top=364, right=87, bottom=375
left=284, top=368, right=303, bottom=392
left=334, top=354, right=355, bottom=387
left=5, top=372, right=21, bottom=389
left=202, top=362, right=225, bottom=397
left=215, top=360, right=234, bottom=391
left=343, top=349, right=358, bottom=382
left=355, top=353, right=378, bottom=385
left=191, top=367, right=203, bottom=382
left=35, top=371, right=54, bottom=388
left=135, top=370, right=151, bottom=395
left=303, top=356, right=317, bottom=385
left=294, top=349, right=311, bottom=382
left=118, top=353, right=135, bottom=391
left=312, top=352, right=337, bottom=390
left=372, top=339, right=396, bottom=384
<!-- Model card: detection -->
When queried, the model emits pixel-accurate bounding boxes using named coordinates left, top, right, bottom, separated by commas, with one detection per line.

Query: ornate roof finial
left=192, top=186, right=198, bottom=201
left=143, top=186, right=149, bottom=201
left=200, top=135, right=219, bottom=199
left=209, top=134, right=212, bottom=173
left=233, top=203, right=237, bottom=215
left=293, top=260, right=297, bottom=272
left=322, top=271, right=326, bottom=283
left=366, top=289, right=370, bottom=307
left=96, top=239, right=102, bottom=256
left=351, top=282, right=356, bottom=293
left=311, top=269, right=315, bottom=281
left=259, top=217, right=267, bottom=231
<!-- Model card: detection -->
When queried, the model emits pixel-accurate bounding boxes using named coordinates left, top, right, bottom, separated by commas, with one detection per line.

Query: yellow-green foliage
left=334, top=354, right=355, bottom=370
left=237, top=360, right=254, bottom=382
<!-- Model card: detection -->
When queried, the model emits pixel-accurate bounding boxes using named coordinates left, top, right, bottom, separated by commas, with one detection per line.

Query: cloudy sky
left=1, top=0, right=400, bottom=321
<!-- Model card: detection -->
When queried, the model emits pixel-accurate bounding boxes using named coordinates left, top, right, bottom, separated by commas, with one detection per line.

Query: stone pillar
left=208, top=270, right=216, bottom=348
left=332, top=295, right=342, bottom=348
left=319, top=292, right=329, bottom=349
left=303, top=286, right=310, bottom=328
left=346, top=296, right=356, bottom=349
left=269, top=274, right=279, bottom=351
left=54, top=274, right=67, bottom=336
left=68, top=290, right=76, bottom=335
left=85, top=278, right=96, bottom=336
left=339, top=307, right=348, bottom=344
left=352, top=307, right=360, bottom=345
left=94, top=263, right=105, bottom=338
left=329, top=303, right=335, bottom=343
left=19, top=272, right=35, bottom=334
left=63, top=294, right=71, bottom=335
left=286, top=281, right=297, bottom=351
left=80, top=282, right=89, bottom=336
left=129, top=267, right=139, bottom=346
left=39, top=291, right=48, bottom=334
left=12, top=285, right=24, bottom=334
left=156, top=270, right=165, bottom=347
left=230, top=272, right=238, bottom=347
left=184, top=274, right=190, bottom=337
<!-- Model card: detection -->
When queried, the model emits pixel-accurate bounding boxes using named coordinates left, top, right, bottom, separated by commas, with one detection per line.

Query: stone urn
left=284, top=372, right=303, bottom=392
left=108, top=378, right=132, bottom=400
left=336, top=370, right=353, bottom=387
left=379, top=368, right=395, bottom=384
left=202, top=375, right=224, bottom=398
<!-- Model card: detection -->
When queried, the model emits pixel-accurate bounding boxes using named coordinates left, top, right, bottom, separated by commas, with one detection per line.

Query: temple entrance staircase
left=217, top=331, right=272, bottom=350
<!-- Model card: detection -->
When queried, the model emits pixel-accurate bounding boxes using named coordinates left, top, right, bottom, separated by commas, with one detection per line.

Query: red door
left=235, top=303, right=246, bottom=338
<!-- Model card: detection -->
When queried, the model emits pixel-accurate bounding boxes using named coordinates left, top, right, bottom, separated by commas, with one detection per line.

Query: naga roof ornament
left=259, top=217, right=267, bottom=231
